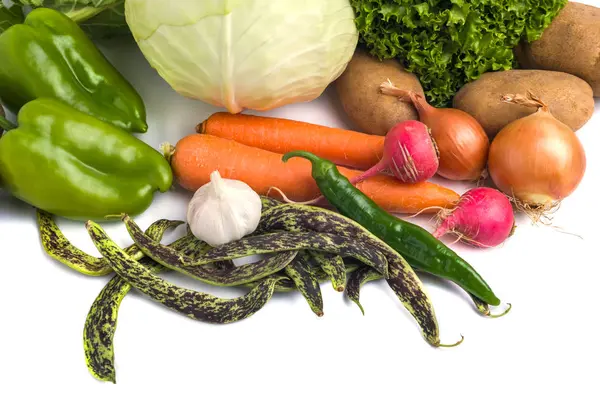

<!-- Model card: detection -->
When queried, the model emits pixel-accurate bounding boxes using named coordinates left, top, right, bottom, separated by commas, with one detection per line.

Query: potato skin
left=334, top=48, right=424, bottom=136
left=453, top=69, right=594, bottom=138
left=515, top=2, right=600, bottom=95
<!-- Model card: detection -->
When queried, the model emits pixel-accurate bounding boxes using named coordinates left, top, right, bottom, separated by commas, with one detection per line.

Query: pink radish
left=350, top=120, right=439, bottom=185
left=270, top=119, right=440, bottom=206
left=433, top=187, right=515, bottom=248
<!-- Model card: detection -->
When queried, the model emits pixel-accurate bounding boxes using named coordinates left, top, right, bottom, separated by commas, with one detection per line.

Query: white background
left=1, top=2, right=599, bottom=399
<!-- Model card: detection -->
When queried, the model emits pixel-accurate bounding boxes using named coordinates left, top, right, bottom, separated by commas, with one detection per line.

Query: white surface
left=2, top=10, right=600, bottom=400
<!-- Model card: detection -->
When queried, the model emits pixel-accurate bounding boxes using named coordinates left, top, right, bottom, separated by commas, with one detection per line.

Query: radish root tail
left=440, top=230, right=500, bottom=249
left=404, top=206, right=446, bottom=219
left=550, top=225, right=584, bottom=240
left=267, top=186, right=324, bottom=206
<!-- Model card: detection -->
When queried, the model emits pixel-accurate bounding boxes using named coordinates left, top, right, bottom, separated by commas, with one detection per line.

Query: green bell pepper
left=0, top=7, right=148, bottom=133
left=0, top=98, right=172, bottom=221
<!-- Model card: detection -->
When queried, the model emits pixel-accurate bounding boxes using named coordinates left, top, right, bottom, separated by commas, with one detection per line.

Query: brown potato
left=334, top=48, right=424, bottom=136
left=515, top=2, right=600, bottom=95
left=453, top=69, right=594, bottom=139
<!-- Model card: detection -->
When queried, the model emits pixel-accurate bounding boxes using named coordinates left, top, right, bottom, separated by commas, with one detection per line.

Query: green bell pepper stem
left=0, top=8, right=147, bottom=133
left=0, top=115, right=16, bottom=131
left=0, top=98, right=172, bottom=221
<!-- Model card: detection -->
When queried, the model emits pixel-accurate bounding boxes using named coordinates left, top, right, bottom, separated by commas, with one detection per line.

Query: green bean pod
left=177, top=235, right=213, bottom=258
left=38, top=210, right=111, bottom=276
left=282, top=151, right=501, bottom=307
left=284, top=252, right=324, bottom=317
left=245, top=262, right=361, bottom=293
left=83, top=274, right=132, bottom=384
left=122, top=215, right=389, bottom=276
left=257, top=204, right=442, bottom=346
left=308, top=251, right=346, bottom=292
left=345, top=267, right=383, bottom=315
left=83, top=219, right=183, bottom=383
left=85, top=221, right=285, bottom=324
left=38, top=210, right=184, bottom=276
left=179, top=252, right=298, bottom=286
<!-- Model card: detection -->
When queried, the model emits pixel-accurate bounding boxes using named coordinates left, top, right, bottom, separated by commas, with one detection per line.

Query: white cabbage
left=125, top=0, right=358, bottom=113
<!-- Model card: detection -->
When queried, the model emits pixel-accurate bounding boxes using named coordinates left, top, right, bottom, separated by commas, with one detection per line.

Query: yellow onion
left=380, top=81, right=489, bottom=181
left=488, top=92, right=586, bottom=213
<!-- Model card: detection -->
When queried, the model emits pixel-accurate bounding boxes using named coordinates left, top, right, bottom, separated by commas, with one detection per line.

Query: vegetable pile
left=40, top=192, right=499, bottom=382
left=0, top=0, right=598, bottom=386
left=349, top=0, right=568, bottom=106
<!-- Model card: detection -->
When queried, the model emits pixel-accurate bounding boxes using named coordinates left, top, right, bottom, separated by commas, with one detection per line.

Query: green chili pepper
left=86, top=220, right=285, bottom=324
left=308, top=251, right=346, bottom=292
left=0, top=99, right=172, bottom=221
left=345, top=267, right=383, bottom=315
left=0, top=8, right=147, bottom=132
left=284, top=252, right=324, bottom=317
left=282, top=151, right=501, bottom=307
left=122, top=214, right=389, bottom=277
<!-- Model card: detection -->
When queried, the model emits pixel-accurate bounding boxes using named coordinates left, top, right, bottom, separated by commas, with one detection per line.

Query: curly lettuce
left=350, top=0, right=568, bottom=106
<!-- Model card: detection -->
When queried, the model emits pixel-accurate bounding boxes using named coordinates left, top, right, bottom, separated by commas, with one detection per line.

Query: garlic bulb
left=186, top=171, right=262, bottom=247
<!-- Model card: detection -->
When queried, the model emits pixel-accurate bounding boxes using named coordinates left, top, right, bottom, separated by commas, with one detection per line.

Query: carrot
left=197, top=112, right=385, bottom=170
left=168, top=134, right=459, bottom=214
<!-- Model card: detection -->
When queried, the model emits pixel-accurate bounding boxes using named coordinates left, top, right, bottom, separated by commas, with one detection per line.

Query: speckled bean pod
left=345, top=267, right=383, bottom=315
left=307, top=251, right=346, bottom=292
left=37, top=210, right=184, bottom=276
left=83, top=219, right=183, bottom=383
left=284, top=252, right=324, bottom=317
left=256, top=204, right=441, bottom=346
left=86, top=221, right=285, bottom=324
left=122, top=215, right=389, bottom=276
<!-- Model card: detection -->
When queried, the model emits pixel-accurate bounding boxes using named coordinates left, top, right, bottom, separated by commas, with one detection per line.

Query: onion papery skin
left=488, top=110, right=586, bottom=207
left=421, top=108, right=490, bottom=181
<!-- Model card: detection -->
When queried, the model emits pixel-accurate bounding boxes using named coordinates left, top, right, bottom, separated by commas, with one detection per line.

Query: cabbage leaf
left=350, top=0, right=568, bottom=106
